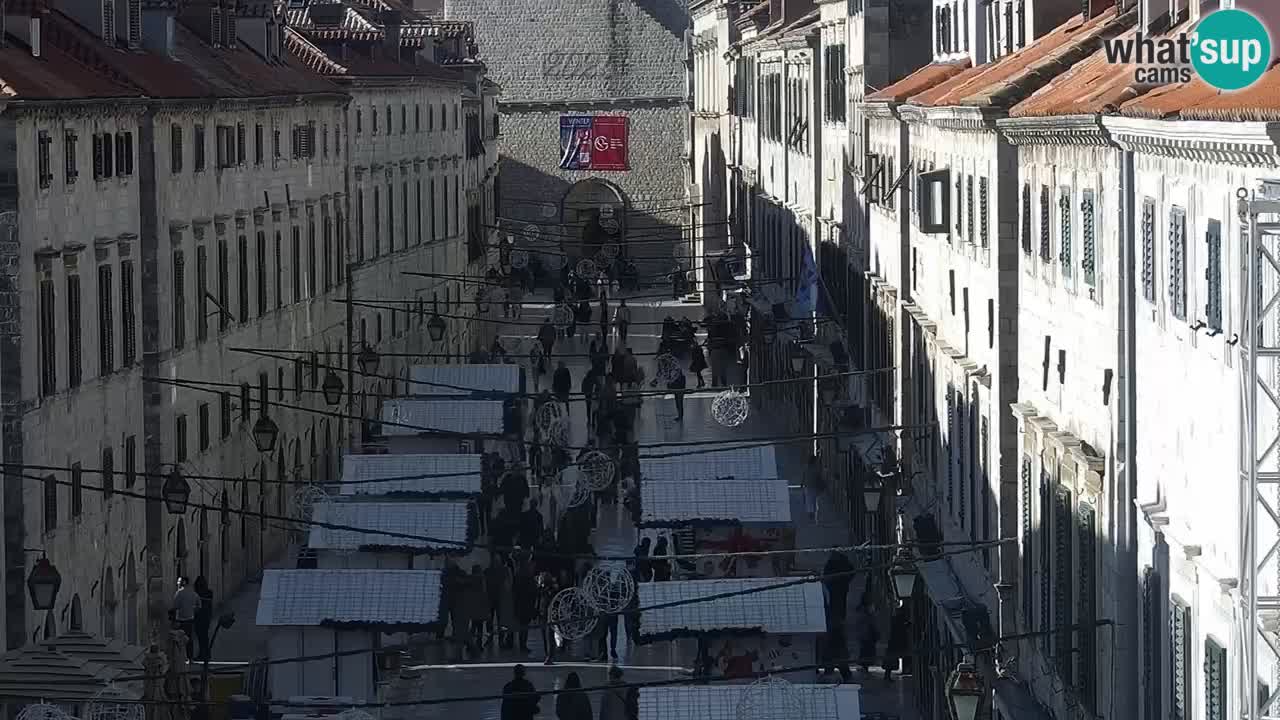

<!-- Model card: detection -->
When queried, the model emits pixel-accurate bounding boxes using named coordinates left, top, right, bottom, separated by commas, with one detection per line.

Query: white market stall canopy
left=339, top=453, right=482, bottom=497
left=381, top=399, right=506, bottom=435
left=639, top=685, right=861, bottom=720
left=257, top=569, right=443, bottom=628
left=640, top=444, right=778, bottom=481
left=409, top=364, right=522, bottom=395
left=639, top=477, right=791, bottom=527
left=308, top=501, right=471, bottom=553
left=637, top=578, right=825, bottom=639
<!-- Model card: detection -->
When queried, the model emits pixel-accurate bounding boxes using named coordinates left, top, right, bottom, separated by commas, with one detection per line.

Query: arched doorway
left=561, top=179, right=628, bottom=259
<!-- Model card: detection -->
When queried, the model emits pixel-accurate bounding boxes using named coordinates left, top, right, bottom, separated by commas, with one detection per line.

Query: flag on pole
left=794, top=242, right=819, bottom=317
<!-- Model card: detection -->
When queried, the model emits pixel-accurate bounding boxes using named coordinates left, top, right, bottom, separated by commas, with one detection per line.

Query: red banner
left=587, top=116, right=629, bottom=171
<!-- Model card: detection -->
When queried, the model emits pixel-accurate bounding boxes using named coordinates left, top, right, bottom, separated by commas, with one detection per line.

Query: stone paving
left=207, top=289, right=920, bottom=719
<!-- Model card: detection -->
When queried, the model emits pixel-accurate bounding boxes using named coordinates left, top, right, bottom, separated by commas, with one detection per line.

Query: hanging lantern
left=427, top=312, right=447, bottom=343
left=321, top=370, right=344, bottom=406
left=252, top=415, right=280, bottom=453
left=162, top=466, right=191, bottom=515
left=946, top=660, right=985, bottom=720
left=26, top=556, right=61, bottom=611
left=789, top=343, right=807, bottom=374
left=862, top=479, right=883, bottom=513
left=889, top=548, right=918, bottom=602
left=357, top=345, right=380, bottom=375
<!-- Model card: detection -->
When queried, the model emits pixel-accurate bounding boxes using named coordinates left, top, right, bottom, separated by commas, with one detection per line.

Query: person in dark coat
left=553, top=362, right=573, bottom=408
left=852, top=600, right=880, bottom=673
left=192, top=576, right=214, bottom=661
left=500, top=664, right=540, bottom=720
left=440, top=560, right=466, bottom=641
left=651, top=536, right=671, bottom=581
left=820, top=619, right=852, bottom=683
left=667, top=369, right=687, bottom=422
left=822, top=551, right=855, bottom=623
left=885, top=606, right=910, bottom=681
left=537, top=571, right=560, bottom=664
left=690, top=343, right=708, bottom=388
left=502, top=470, right=529, bottom=521
left=633, top=537, right=652, bottom=582
left=598, top=291, right=610, bottom=342
left=539, top=319, right=557, bottom=359
left=512, top=562, right=539, bottom=653
left=582, top=367, right=601, bottom=430
left=520, top=498, right=544, bottom=548
left=556, top=672, right=594, bottom=720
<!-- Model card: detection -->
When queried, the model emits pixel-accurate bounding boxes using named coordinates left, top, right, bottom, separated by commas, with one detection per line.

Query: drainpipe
left=1115, top=131, right=1140, bottom=720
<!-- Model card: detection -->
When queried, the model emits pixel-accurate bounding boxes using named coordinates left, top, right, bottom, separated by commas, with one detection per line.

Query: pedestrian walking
left=885, top=605, right=910, bottom=681
left=566, top=303, right=578, bottom=341
left=852, top=599, right=880, bottom=674
left=192, top=576, right=213, bottom=661
left=465, top=565, right=493, bottom=655
left=582, top=369, right=601, bottom=431
left=598, top=666, right=630, bottom=720
left=513, top=561, right=539, bottom=653
left=613, top=300, right=631, bottom=344
left=539, top=319, right=557, bottom=359
left=556, top=672, right=594, bottom=720
left=500, top=664, right=540, bottom=720
left=502, top=468, right=529, bottom=521
left=553, top=361, right=573, bottom=409
left=804, top=453, right=825, bottom=521
left=530, top=344, right=547, bottom=392
left=667, top=369, right=687, bottom=422
left=172, top=576, right=199, bottom=659
left=690, top=343, right=708, bottom=388
left=537, top=571, right=560, bottom=664
left=598, top=291, right=610, bottom=343
left=651, top=536, right=671, bottom=581
left=822, top=550, right=855, bottom=623
left=491, top=338, right=507, bottom=363
left=633, top=536, right=652, bottom=582
left=820, top=619, right=852, bottom=682
left=487, top=556, right=515, bottom=649
left=509, top=283, right=525, bottom=318
left=520, top=498, right=544, bottom=548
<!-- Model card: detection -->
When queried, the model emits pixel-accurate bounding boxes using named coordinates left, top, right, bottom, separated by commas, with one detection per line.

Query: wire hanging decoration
left=86, top=683, right=143, bottom=720
left=290, top=484, right=331, bottom=538
left=580, top=562, right=635, bottom=613
left=576, top=258, right=597, bottom=278
left=547, top=586, right=598, bottom=640
left=712, top=389, right=751, bottom=428
left=544, top=415, right=570, bottom=448
left=599, top=241, right=621, bottom=260
left=578, top=450, right=616, bottom=491
left=552, top=304, right=574, bottom=331
left=535, top=401, right=566, bottom=435
left=18, top=704, right=74, bottom=720
left=559, top=468, right=594, bottom=509
left=510, top=248, right=530, bottom=269
left=654, top=353, right=684, bottom=384
left=735, top=675, right=803, bottom=720
left=522, top=223, right=541, bottom=242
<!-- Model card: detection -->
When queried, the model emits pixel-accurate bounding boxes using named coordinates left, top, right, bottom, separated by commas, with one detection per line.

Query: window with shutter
left=1077, top=501, right=1097, bottom=710
left=979, top=177, right=989, bottom=249
left=1040, top=185, right=1051, bottom=262
left=1142, top=567, right=1162, bottom=720
left=236, top=123, right=246, bottom=166
left=93, top=134, right=104, bottom=180
left=67, top=274, right=82, bottom=388
left=957, top=392, right=966, bottom=528
left=237, top=235, right=248, bottom=322
left=1052, top=485, right=1073, bottom=681
left=1169, top=207, right=1187, bottom=320
left=195, top=245, right=208, bottom=340
left=121, top=260, right=135, bottom=365
left=1059, top=188, right=1073, bottom=278
left=1206, top=219, right=1222, bottom=331
left=1171, top=600, right=1190, bottom=720
left=172, top=252, right=185, bottom=349
left=194, top=125, right=206, bottom=171
left=1020, top=454, right=1034, bottom=625
left=1141, top=199, right=1156, bottom=301
left=217, top=239, right=229, bottom=331
left=1021, top=184, right=1032, bottom=254
left=1077, top=190, right=1096, bottom=288
left=955, top=175, right=963, bottom=238
left=966, top=176, right=975, bottom=244
left=98, top=264, right=113, bottom=376
left=946, top=386, right=955, bottom=513
left=102, top=0, right=115, bottom=41
left=1204, top=638, right=1226, bottom=720
left=1039, top=469, right=1052, bottom=654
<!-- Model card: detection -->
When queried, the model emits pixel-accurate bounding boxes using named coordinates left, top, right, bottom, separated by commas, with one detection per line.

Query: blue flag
left=794, top=242, right=819, bottom=317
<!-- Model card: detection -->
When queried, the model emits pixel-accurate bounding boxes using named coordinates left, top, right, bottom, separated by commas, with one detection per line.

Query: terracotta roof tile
left=1009, top=29, right=1140, bottom=116
left=910, top=8, right=1131, bottom=109
left=0, top=41, right=138, bottom=100
left=866, top=60, right=971, bottom=103
left=285, top=26, right=466, bottom=80
left=1120, top=60, right=1280, bottom=121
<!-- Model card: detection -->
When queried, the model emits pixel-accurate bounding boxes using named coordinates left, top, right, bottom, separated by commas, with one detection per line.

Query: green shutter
left=1204, top=638, right=1226, bottom=720
left=1076, top=502, right=1097, bottom=710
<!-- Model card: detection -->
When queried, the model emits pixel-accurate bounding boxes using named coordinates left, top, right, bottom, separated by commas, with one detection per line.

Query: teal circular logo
left=1191, top=9, right=1272, bottom=91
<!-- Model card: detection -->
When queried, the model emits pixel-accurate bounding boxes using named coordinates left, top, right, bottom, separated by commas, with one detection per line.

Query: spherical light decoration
left=735, top=676, right=803, bottom=720
left=535, top=401, right=566, bottom=434
left=290, top=484, right=331, bottom=535
left=87, top=684, right=144, bottom=720
left=711, top=390, right=751, bottom=428
left=576, top=258, right=597, bottom=278
left=544, top=415, right=570, bottom=448
left=18, top=704, right=73, bottom=720
left=580, top=562, right=635, bottom=614
left=510, top=249, right=530, bottom=269
left=601, top=217, right=620, bottom=235
left=654, top=353, right=683, bottom=384
left=547, top=587, right=598, bottom=640
left=551, top=304, right=574, bottom=331
left=578, top=450, right=616, bottom=491
left=559, top=469, right=594, bottom=509
left=523, top=223, right=541, bottom=241
left=599, top=241, right=620, bottom=261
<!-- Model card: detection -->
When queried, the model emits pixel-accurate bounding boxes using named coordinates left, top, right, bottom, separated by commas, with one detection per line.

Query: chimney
left=1083, top=0, right=1116, bottom=19
left=224, top=0, right=237, bottom=47
left=380, top=10, right=402, bottom=61
left=141, top=0, right=177, bottom=55
left=236, top=1, right=273, bottom=60
left=29, top=14, right=39, bottom=57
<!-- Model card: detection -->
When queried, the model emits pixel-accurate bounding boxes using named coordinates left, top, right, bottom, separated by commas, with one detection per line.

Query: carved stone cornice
left=1102, top=116, right=1280, bottom=168
left=168, top=220, right=190, bottom=232
left=903, top=104, right=1000, bottom=133
left=996, top=114, right=1113, bottom=147
left=497, top=96, right=687, bottom=113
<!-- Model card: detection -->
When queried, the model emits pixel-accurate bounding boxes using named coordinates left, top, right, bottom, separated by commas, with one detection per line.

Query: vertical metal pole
left=1246, top=193, right=1260, bottom=720
left=346, top=261, right=356, bottom=454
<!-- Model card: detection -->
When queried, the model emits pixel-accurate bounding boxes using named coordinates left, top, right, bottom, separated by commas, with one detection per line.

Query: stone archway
left=561, top=178, right=628, bottom=258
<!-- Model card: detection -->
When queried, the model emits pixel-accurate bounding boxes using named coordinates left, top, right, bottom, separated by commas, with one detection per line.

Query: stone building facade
left=0, top=0, right=490, bottom=650
left=441, top=0, right=688, bottom=276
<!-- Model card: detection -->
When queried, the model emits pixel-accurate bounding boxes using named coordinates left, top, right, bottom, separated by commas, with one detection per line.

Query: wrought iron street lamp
left=789, top=342, right=807, bottom=374
left=476, top=288, right=491, bottom=315
left=162, top=466, right=191, bottom=515
left=357, top=345, right=380, bottom=375
left=26, top=556, right=61, bottom=611
left=427, top=312, right=447, bottom=343
left=946, top=660, right=984, bottom=720
left=321, top=370, right=344, bottom=406
left=862, top=478, right=883, bottom=512
left=252, top=414, right=279, bottom=453
left=889, top=548, right=917, bottom=602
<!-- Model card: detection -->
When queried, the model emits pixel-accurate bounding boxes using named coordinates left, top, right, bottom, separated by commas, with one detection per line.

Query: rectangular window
left=194, top=125, right=206, bottom=171
left=966, top=175, right=975, bottom=243
left=1039, top=185, right=1051, bottom=262
left=291, top=226, right=301, bottom=301
left=1171, top=600, right=1191, bottom=720
left=979, top=177, right=989, bottom=249
left=1052, top=485, right=1073, bottom=681
left=1206, top=219, right=1222, bottom=332
left=373, top=187, right=382, bottom=256
left=272, top=126, right=281, bottom=159
left=175, top=414, right=187, bottom=463
left=71, top=463, right=82, bottom=518
left=429, top=180, right=437, bottom=240
left=1081, top=190, right=1097, bottom=287
left=274, top=231, right=283, bottom=309
left=237, top=234, right=248, bottom=322
left=43, top=474, right=57, bottom=532
left=307, top=218, right=316, bottom=299
left=124, top=435, right=136, bottom=488
left=1020, top=184, right=1032, bottom=255
left=220, top=392, right=231, bottom=439
left=116, top=132, right=133, bottom=176
left=196, top=245, right=208, bottom=341
left=98, top=264, right=113, bottom=375
left=240, top=383, right=251, bottom=423
left=256, top=230, right=267, bottom=316
left=172, top=253, right=185, bottom=349
left=237, top=123, right=246, bottom=165
left=402, top=182, right=409, bottom=252
left=92, top=132, right=113, bottom=180
left=198, top=402, right=210, bottom=451
left=1169, top=207, right=1188, bottom=320
left=67, top=273, right=82, bottom=388
left=386, top=182, right=394, bottom=252
left=254, top=123, right=264, bottom=165
left=38, top=274, right=55, bottom=395
left=1060, top=188, right=1073, bottom=279
left=64, top=130, right=78, bottom=184
left=1077, top=502, right=1097, bottom=710
left=217, top=238, right=229, bottom=331
left=1142, top=199, right=1156, bottom=302
left=322, top=214, right=332, bottom=291
left=356, top=190, right=365, bottom=262
left=1205, top=638, right=1227, bottom=720
left=120, top=260, right=135, bottom=366
left=416, top=180, right=423, bottom=244
left=170, top=124, right=184, bottom=173
left=37, top=131, right=52, bottom=188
